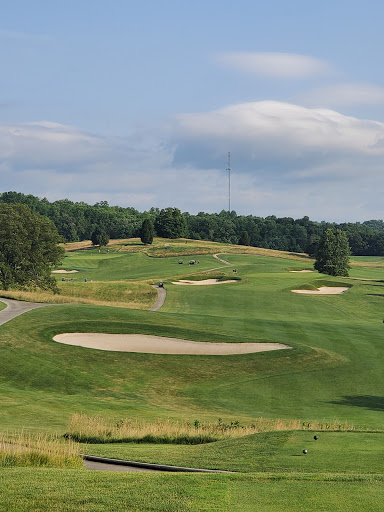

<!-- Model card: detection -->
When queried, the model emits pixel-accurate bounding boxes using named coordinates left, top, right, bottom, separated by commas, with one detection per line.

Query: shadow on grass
left=329, top=395, right=384, bottom=411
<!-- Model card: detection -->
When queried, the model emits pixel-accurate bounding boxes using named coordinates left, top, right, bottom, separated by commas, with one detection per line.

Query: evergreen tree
left=140, top=218, right=154, bottom=244
left=238, top=230, right=251, bottom=246
left=314, top=228, right=351, bottom=276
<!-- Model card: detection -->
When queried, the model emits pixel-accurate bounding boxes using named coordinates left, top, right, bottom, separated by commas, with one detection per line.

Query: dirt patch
left=53, top=333, right=291, bottom=355
left=292, top=286, right=349, bottom=295
left=172, top=279, right=237, bottom=286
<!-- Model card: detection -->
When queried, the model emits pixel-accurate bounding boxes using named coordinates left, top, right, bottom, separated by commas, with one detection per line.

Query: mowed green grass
left=81, top=431, right=384, bottom=474
left=1, top=246, right=384, bottom=510
left=0, top=469, right=382, bottom=512
left=1, top=252, right=384, bottom=430
left=58, top=249, right=222, bottom=281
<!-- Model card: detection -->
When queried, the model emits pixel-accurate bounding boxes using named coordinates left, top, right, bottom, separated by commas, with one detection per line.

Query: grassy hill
left=0, top=239, right=383, bottom=510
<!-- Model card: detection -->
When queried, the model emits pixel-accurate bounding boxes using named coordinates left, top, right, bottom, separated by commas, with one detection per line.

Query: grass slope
left=1, top=240, right=384, bottom=510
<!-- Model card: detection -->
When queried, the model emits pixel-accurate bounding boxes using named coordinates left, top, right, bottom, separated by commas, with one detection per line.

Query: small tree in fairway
left=314, top=228, right=351, bottom=276
left=140, top=219, right=155, bottom=245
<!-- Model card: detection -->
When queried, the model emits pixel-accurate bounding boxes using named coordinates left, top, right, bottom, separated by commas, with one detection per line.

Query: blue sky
left=2, top=0, right=384, bottom=221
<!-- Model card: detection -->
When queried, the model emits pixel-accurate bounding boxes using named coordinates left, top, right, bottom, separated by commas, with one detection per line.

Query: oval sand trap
left=52, top=269, right=79, bottom=274
left=172, top=279, right=237, bottom=286
left=292, top=286, right=348, bottom=295
left=289, top=270, right=313, bottom=273
left=53, top=333, right=291, bottom=355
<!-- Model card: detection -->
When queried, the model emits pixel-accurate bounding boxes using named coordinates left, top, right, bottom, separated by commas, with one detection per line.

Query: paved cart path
left=83, top=454, right=230, bottom=473
left=149, top=285, right=167, bottom=311
left=0, top=298, right=58, bottom=327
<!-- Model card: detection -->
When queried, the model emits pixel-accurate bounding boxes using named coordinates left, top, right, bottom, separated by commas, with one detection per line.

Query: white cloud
left=171, top=101, right=384, bottom=169
left=1, top=103, right=384, bottom=221
left=298, top=83, right=384, bottom=108
left=214, top=52, right=329, bottom=78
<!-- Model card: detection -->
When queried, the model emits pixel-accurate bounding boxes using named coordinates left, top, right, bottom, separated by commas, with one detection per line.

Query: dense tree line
left=1, top=191, right=384, bottom=256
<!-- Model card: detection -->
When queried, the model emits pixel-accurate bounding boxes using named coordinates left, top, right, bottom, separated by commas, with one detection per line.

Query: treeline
left=1, top=191, right=384, bottom=256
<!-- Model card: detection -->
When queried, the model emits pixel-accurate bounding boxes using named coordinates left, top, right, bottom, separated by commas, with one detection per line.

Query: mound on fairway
left=292, top=286, right=349, bottom=295
left=172, top=279, right=237, bottom=285
left=53, top=333, right=291, bottom=354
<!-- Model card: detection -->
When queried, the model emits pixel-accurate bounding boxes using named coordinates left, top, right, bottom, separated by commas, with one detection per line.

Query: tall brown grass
left=0, top=280, right=157, bottom=310
left=0, top=431, right=83, bottom=468
left=66, top=414, right=357, bottom=445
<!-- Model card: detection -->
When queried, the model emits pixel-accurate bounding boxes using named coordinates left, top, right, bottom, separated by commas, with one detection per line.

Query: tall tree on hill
left=238, top=231, right=251, bottom=246
left=314, top=228, right=351, bottom=276
left=0, top=204, right=64, bottom=291
left=154, top=207, right=187, bottom=239
left=91, top=227, right=109, bottom=248
left=140, top=218, right=155, bottom=245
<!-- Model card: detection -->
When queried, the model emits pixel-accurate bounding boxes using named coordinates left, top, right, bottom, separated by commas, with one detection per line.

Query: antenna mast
left=227, top=152, right=231, bottom=212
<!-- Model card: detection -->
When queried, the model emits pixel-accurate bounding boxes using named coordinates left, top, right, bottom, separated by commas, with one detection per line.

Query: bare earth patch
left=292, top=286, right=349, bottom=295
left=172, top=279, right=237, bottom=286
left=52, top=270, right=79, bottom=274
left=53, top=333, right=291, bottom=355
left=289, top=270, right=314, bottom=273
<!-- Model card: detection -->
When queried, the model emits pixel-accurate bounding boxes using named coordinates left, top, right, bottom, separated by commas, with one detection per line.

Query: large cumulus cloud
left=1, top=101, right=384, bottom=221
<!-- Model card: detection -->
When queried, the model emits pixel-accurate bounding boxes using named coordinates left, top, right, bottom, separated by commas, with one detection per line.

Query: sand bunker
left=172, top=279, right=237, bottom=286
left=292, top=286, right=349, bottom=295
left=53, top=333, right=291, bottom=355
left=52, top=269, right=79, bottom=274
left=289, top=270, right=313, bottom=273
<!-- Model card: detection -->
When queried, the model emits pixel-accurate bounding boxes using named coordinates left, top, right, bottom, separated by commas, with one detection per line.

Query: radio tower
left=227, top=152, right=231, bottom=212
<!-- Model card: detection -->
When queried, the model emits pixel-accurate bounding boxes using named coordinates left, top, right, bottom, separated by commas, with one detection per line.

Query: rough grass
left=0, top=281, right=157, bottom=309
left=63, top=237, right=314, bottom=262
left=66, top=413, right=357, bottom=444
left=0, top=431, right=82, bottom=468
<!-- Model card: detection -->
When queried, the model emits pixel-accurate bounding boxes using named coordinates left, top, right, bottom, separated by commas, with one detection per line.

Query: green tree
left=154, top=208, right=187, bottom=239
left=91, top=227, right=109, bottom=248
left=238, top=231, right=251, bottom=246
left=0, top=204, right=64, bottom=291
left=140, top=219, right=155, bottom=245
left=314, top=228, right=351, bottom=276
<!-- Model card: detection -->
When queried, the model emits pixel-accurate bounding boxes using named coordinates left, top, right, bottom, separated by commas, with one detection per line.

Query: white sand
left=292, top=286, right=349, bottom=295
left=53, top=333, right=291, bottom=355
left=52, top=269, right=79, bottom=274
left=172, top=279, right=237, bottom=286
left=289, top=270, right=313, bottom=273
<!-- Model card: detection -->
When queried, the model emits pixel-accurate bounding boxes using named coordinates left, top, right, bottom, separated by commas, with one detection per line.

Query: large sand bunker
left=172, top=279, right=237, bottom=286
left=292, top=286, right=349, bottom=295
left=53, top=333, right=291, bottom=355
left=52, top=269, right=79, bottom=274
left=289, top=270, right=313, bottom=273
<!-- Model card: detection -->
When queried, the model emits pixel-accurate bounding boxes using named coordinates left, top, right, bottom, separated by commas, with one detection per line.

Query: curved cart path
left=83, top=454, right=230, bottom=473
left=149, top=254, right=233, bottom=312
left=0, top=298, right=58, bottom=327
left=149, top=285, right=167, bottom=311
left=213, top=253, right=232, bottom=265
